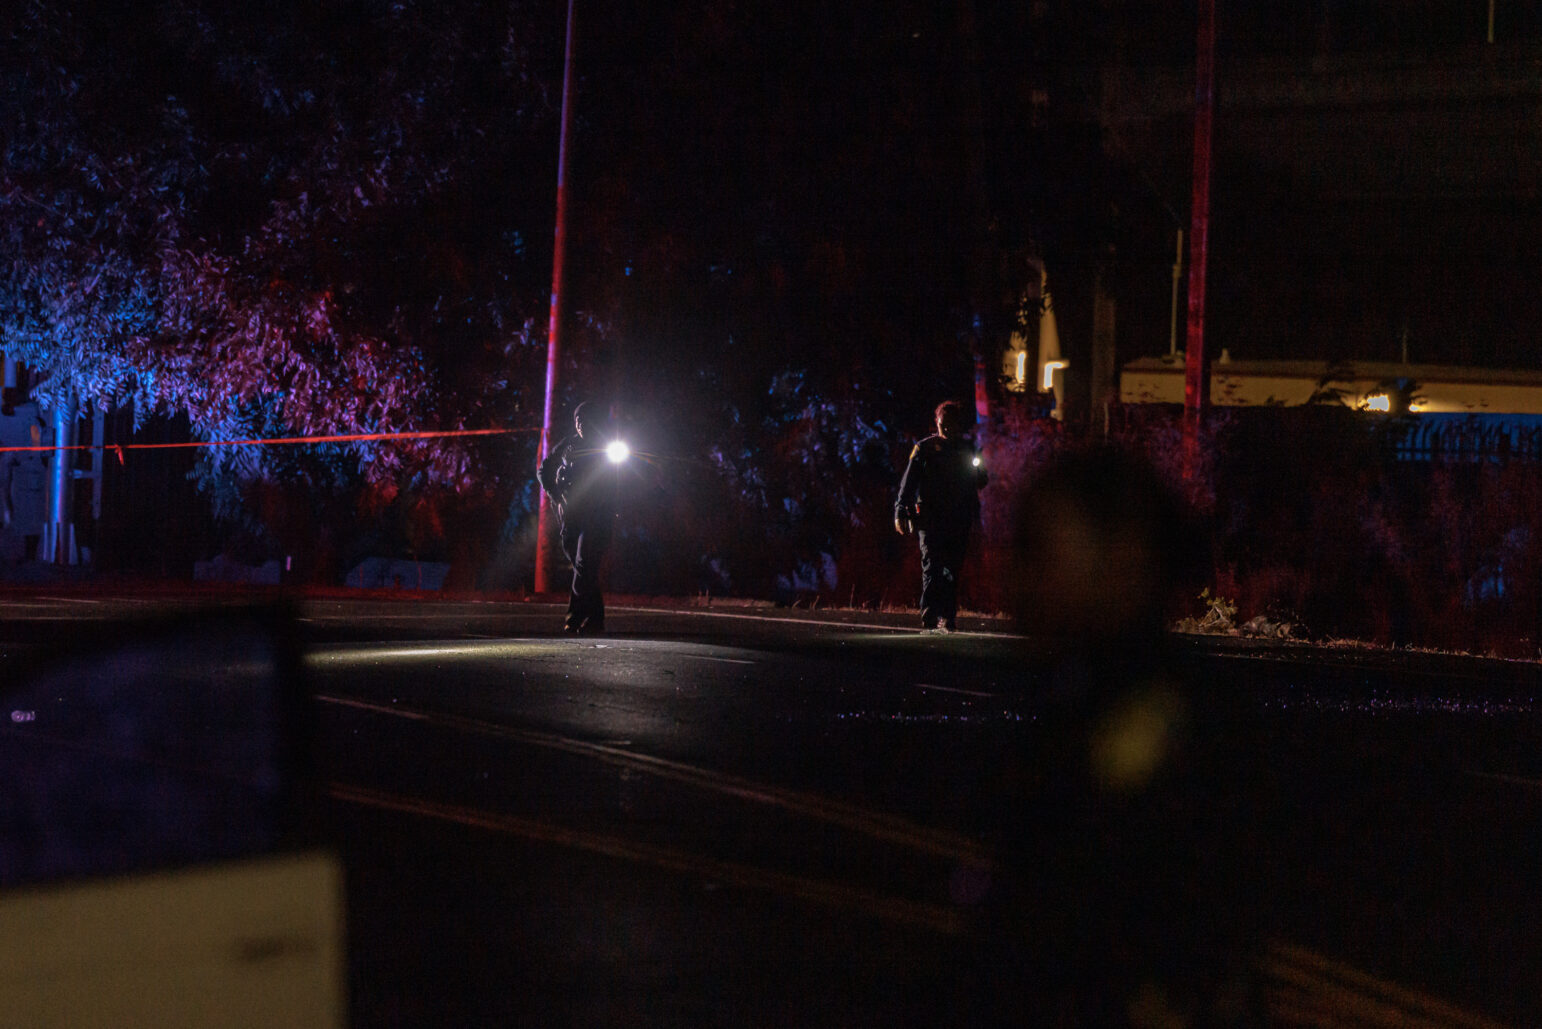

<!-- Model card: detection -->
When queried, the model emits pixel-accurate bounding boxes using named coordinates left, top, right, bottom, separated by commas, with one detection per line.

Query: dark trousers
left=561, top=517, right=612, bottom=629
left=918, top=527, right=969, bottom=627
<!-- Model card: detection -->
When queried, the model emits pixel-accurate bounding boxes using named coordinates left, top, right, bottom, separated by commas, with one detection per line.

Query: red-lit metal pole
left=1183, top=0, right=1216, bottom=476
left=535, top=0, right=576, bottom=594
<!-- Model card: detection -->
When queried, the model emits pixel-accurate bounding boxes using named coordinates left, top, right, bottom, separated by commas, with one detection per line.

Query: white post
left=1169, top=229, right=1184, bottom=357
left=43, top=392, right=78, bottom=565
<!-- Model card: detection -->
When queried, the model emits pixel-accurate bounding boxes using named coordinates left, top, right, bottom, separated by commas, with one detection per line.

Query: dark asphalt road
left=3, top=593, right=1538, bottom=1026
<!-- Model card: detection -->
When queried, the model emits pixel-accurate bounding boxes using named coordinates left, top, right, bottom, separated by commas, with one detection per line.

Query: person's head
left=573, top=402, right=595, bottom=439
left=934, top=400, right=966, bottom=439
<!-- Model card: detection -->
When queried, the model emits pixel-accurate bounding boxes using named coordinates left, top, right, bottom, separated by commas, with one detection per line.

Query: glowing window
left=1042, top=360, right=1067, bottom=392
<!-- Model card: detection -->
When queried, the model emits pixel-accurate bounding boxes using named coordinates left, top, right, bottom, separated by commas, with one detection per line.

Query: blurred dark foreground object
left=965, top=448, right=1265, bottom=1027
left=0, top=608, right=344, bottom=1028
left=1010, top=446, right=1201, bottom=654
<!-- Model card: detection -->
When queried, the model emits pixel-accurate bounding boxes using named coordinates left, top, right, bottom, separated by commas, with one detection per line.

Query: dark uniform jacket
left=538, top=435, right=617, bottom=526
left=895, top=435, right=987, bottom=532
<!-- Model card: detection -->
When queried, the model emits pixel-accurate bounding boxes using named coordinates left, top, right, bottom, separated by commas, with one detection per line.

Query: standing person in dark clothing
left=894, top=399, right=988, bottom=632
left=538, top=402, right=622, bottom=634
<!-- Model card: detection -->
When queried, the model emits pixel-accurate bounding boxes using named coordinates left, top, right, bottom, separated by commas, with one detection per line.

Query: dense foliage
left=2, top=0, right=559, bottom=502
left=4, top=0, right=1048, bottom=587
left=1090, top=405, right=1542, bottom=656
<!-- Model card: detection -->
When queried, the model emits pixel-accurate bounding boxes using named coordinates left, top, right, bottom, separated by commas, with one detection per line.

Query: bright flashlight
left=972, top=455, right=982, bottom=468
left=605, top=440, right=631, bottom=464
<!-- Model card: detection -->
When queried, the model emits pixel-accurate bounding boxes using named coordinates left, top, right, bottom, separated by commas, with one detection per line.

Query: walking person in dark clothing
left=538, top=402, right=623, bottom=634
left=894, top=400, right=988, bottom=632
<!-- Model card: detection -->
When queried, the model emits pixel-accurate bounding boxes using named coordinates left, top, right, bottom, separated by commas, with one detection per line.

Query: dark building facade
left=1012, top=1, right=1542, bottom=421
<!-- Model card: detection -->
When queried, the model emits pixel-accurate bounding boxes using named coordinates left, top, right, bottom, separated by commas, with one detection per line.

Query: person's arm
left=895, top=444, right=922, bottom=533
left=537, top=439, right=566, bottom=498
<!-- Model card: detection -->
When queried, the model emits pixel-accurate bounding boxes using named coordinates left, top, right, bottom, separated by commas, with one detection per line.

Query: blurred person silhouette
left=963, top=446, right=1264, bottom=1027
left=538, top=401, right=621, bottom=634
left=894, top=399, right=988, bottom=632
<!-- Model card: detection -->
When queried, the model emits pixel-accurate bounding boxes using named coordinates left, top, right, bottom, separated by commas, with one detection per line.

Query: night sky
left=9, top=1, right=1537, bottom=423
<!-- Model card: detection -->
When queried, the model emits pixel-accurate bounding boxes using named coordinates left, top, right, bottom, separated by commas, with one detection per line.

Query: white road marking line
left=610, top=605, right=1020, bottom=638
left=327, top=783, right=964, bottom=934
left=676, top=654, right=756, bottom=665
left=1264, top=941, right=1514, bottom=1029
left=913, top=683, right=997, bottom=698
left=294, top=599, right=1021, bottom=636
left=316, top=694, right=990, bottom=863
left=308, top=638, right=757, bottom=665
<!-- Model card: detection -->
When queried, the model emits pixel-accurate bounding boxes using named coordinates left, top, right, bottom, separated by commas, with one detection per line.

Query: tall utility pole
left=535, top=0, right=577, bottom=594
left=953, top=0, right=995, bottom=431
left=1183, top=0, right=1216, bottom=474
